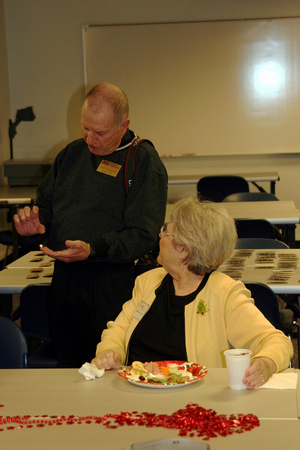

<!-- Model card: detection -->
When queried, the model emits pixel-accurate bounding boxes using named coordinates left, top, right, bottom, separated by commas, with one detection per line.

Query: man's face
left=81, top=103, right=130, bottom=156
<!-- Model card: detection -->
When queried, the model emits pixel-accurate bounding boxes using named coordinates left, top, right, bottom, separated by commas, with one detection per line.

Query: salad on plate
left=118, top=360, right=207, bottom=387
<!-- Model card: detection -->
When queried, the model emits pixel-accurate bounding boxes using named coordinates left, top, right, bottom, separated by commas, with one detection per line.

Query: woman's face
left=157, top=223, right=181, bottom=271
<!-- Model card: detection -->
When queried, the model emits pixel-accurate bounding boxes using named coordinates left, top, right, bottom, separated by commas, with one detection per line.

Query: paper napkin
left=79, top=362, right=105, bottom=380
left=258, top=372, right=298, bottom=389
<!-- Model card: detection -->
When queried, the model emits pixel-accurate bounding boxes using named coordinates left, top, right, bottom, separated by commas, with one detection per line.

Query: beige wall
left=3, top=0, right=300, bottom=160
left=0, top=0, right=12, bottom=257
left=2, top=0, right=300, bottom=236
left=0, top=0, right=11, bottom=181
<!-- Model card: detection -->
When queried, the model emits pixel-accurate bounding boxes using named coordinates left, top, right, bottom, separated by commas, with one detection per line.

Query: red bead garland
left=0, top=402, right=259, bottom=440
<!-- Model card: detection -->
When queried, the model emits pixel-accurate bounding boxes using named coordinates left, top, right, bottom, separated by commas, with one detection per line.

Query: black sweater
left=34, top=130, right=168, bottom=263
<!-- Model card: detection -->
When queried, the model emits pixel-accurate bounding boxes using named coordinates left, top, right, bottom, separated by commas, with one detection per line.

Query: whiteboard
left=83, top=19, right=300, bottom=157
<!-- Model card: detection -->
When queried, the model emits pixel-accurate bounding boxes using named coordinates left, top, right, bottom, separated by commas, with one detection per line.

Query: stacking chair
left=0, top=201, right=34, bottom=268
left=236, top=238, right=289, bottom=249
left=223, top=192, right=279, bottom=202
left=244, top=282, right=282, bottom=329
left=197, top=175, right=249, bottom=202
left=20, top=283, right=58, bottom=368
left=0, top=206, right=18, bottom=269
left=244, top=282, right=298, bottom=368
left=0, top=230, right=15, bottom=269
left=223, top=191, right=285, bottom=241
left=0, top=316, right=28, bottom=368
left=234, top=219, right=276, bottom=239
left=241, top=241, right=298, bottom=365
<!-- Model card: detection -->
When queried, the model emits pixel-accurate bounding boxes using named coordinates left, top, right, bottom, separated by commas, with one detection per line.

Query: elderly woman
left=92, top=195, right=293, bottom=388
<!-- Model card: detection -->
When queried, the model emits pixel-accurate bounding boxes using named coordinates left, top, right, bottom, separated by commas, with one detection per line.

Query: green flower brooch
left=197, top=299, right=209, bottom=315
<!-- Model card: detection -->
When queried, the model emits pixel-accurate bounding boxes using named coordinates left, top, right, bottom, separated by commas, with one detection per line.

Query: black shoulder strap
left=124, top=137, right=153, bottom=194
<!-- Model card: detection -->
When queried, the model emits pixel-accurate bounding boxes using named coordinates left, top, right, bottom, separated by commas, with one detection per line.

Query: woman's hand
left=243, top=356, right=276, bottom=388
left=91, top=351, right=121, bottom=370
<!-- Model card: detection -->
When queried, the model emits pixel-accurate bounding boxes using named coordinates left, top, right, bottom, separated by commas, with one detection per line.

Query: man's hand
left=41, top=239, right=91, bottom=263
left=91, top=351, right=121, bottom=370
left=13, top=205, right=46, bottom=236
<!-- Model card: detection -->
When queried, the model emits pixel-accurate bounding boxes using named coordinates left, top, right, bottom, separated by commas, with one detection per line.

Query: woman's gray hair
left=170, top=195, right=237, bottom=275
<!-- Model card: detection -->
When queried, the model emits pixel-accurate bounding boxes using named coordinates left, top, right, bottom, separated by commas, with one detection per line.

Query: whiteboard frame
left=82, top=19, right=300, bottom=157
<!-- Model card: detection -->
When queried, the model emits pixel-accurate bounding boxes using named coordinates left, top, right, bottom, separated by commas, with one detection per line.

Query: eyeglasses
left=160, top=224, right=174, bottom=238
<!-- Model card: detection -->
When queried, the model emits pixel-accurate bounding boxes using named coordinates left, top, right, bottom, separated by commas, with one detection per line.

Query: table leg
left=0, top=294, right=12, bottom=318
left=270, top=181, right=276, bottom=194
left=10, top=207, right=20, bottom=261
left=281, top=224, right=296, bottom=248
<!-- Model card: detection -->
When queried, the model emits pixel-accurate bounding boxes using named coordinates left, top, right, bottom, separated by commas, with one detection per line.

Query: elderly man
left=14, top=83, right=168, bottom=367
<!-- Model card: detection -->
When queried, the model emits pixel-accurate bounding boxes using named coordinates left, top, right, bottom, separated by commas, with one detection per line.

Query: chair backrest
left=0, top=316, right=28, bottom=368
left=235, top=219, right=276, bottom=239
left=20, top=283, right=52, bottom=341
left=244, top=282, right=281, bottom=329
left=236, top=238, right=290, bottom=249
left=197, top=175, right=249, bottom=202
left=223, top=192, right=279, bottom=202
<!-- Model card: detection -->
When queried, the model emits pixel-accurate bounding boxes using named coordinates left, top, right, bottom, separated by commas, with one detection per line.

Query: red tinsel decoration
left=0, top=402, right=259, bottom=440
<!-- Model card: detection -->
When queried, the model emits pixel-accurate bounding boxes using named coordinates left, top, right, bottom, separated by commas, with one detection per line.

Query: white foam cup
left=224, top=348, right=252, bottom=390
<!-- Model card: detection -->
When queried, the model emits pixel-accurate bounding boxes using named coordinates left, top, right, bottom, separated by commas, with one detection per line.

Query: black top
left=127, top=272, right=211, bottom=364
left=32, top=129, right=168, bottom=263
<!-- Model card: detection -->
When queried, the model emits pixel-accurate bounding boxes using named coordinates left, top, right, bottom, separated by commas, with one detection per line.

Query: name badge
left=133, top=302, right=150, bottom=321
left=97, top=160, right=122, bottom=177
